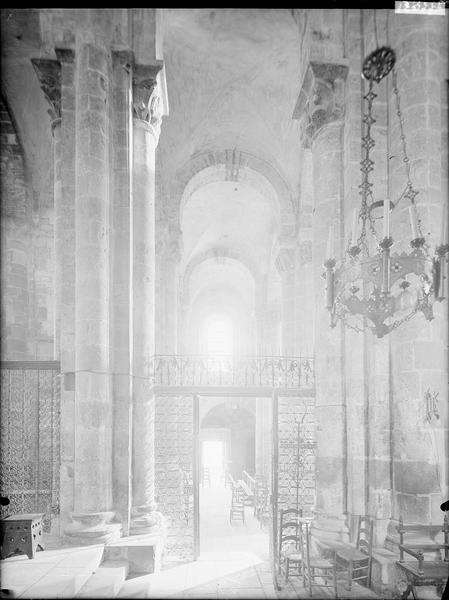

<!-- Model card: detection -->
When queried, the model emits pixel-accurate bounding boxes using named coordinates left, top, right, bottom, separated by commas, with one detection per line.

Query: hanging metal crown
left=323, top=46, right=449, bottom=338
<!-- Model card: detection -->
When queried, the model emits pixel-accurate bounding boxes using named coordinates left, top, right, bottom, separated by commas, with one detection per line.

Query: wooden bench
left=395, top=516, right=449, bottom=599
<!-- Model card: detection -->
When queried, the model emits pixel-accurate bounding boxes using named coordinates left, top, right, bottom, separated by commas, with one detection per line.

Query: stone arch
left=180, top=250, right=259, bottom=306
left=174, top=149, right=297, bottom=237
left=201, top=402, right=256, bottom=428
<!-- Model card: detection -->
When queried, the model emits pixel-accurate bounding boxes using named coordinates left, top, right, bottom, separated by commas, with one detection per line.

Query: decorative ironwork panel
left=151, top=355, right=314, bottom=390
left=154, top=395, right=194, bottom=562
left=0, top=362, right=60, bottom=532
left=277, top=397, right=316, bottom=515
left=269, top=394, right=316, bottom=591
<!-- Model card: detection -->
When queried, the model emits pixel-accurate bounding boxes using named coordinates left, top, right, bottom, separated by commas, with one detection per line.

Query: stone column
left=276, top=246, right=296, bottom=356
left=63, top=27, right=120, bottom=544
left=31, top=59, right=63, bottom=358
left=130, top=64, right=164, bottom=534
left=161, top=229, right=182, bottom=354
left=294, top=61, right=349, bottom=543
left=387, top=12, right=448, bottom=528
left=255, top=398, right=264, bottom=476
left=296, top=149, right=314, bottom=356
left=32, top=51, right=77, bottom=534
left=29, top=60, right=59, bottom=359
left=111, top=50, right=133, bottom=536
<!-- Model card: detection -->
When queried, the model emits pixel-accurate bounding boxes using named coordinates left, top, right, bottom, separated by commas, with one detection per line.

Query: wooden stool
left=0, top=513, right=45, bottom=559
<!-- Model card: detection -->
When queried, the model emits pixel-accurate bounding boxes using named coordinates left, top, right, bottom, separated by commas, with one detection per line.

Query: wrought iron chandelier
left=324, top=45, right=449, bottom=338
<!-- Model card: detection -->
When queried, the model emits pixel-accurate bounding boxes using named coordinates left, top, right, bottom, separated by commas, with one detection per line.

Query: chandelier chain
left=373, top=10, right=379, bottom=49
left=326, top=45, right=447, bottom=339
left=391, top=68, right=425, bottom=241
left=359, top=77, right=381, bottom=248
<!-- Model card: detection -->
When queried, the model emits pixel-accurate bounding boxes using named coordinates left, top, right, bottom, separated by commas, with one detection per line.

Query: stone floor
left=0, top=485, right=386, bottom=598
left=151, top=483, right=382, bottom=599
left=0, top=539, right=105, bottom=598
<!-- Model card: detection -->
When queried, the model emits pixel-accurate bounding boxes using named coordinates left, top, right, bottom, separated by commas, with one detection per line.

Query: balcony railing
left=150, top=355, right=314, bottom=390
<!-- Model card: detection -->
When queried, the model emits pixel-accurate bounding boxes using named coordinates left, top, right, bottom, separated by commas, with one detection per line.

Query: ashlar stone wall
left=1, top=95, right=54, bottom=361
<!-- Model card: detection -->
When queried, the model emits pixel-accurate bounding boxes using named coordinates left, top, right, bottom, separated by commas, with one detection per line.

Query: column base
left=130, top=504, right=166, bottom=536
left=64, top=511, right=122, bottom=546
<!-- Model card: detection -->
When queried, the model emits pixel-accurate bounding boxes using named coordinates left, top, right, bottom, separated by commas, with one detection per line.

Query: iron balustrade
left=150, top=355, right=314, bottom=390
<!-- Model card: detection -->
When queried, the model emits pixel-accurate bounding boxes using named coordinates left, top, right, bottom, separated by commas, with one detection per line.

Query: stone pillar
left=32, top=52, right=74, bottom=364
left=276, top=246, right=296, bottom=356
left=256, top=396, right=272, bottom=481
left=179, top=301, right=192, bottom=354
left=63, top=26, right=120, bottom=544
left=296, top=149, right=314, bottom=356
left=130, top=64, right=164, bottom=534
left=0, top=94, right=32, bottom=361
left=31, top=59, right=63, bottom=359
left=32, top=52, right=77, bottom=535
left=111, top=50, right=133, bottom=536
left=294, top=61, right=349, bottom=542
left=161, top=229, right=182, bottom=354
left=255, top=397, right=264, bottom=476
left=387, top=13, right=448, bottom=527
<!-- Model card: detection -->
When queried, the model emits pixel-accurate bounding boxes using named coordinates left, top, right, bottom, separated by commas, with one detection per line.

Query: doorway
left=197, top=396, right=270, bottom=560
left=201, top=439, right=225, bottom=486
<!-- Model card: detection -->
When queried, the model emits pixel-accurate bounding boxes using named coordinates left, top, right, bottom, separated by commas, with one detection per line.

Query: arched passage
left=200, top=400, right=256, bottom=481
left=177, top=158, right=284, bottom=358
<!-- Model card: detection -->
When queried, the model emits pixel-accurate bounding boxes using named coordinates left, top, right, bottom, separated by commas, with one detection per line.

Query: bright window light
left=202, top=440, right=224, bottom=485
left=203, top=315, right=234, bottom=356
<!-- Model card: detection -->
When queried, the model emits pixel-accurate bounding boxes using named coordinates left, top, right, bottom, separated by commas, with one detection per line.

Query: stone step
left=13, top=545, right=104, bottom=599
left=76, top=559, right=129, bottom=598
left=104, top=532, right=164, bottom=575
left=116, top=573, right=155, bottom=598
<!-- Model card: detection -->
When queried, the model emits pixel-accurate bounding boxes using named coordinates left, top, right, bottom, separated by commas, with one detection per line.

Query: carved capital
left=293, top=61, right=348, bottom=147
left=31, top=58, right=61, bottom=123
left=132, top=64, right=163, bottom=138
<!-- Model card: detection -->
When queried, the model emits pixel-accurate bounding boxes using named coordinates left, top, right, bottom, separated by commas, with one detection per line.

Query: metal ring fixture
left=362, top=46, right=396, bottom=83
left=368, top=199, right=395, bottom=219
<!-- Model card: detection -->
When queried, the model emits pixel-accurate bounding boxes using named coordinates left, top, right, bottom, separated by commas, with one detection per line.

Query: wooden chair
left=278, top=508, right=304, bottom=585
left=229, top=484, right=245, bottom=524
left=302, top=520, right=338, bottom=598
left=395, top=515, right=449, bottom=599
left=334, top=514, right=374, bottom=591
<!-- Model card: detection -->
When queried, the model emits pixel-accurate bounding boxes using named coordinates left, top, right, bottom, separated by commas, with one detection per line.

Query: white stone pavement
left=0, top=483, right=384, bottom=599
